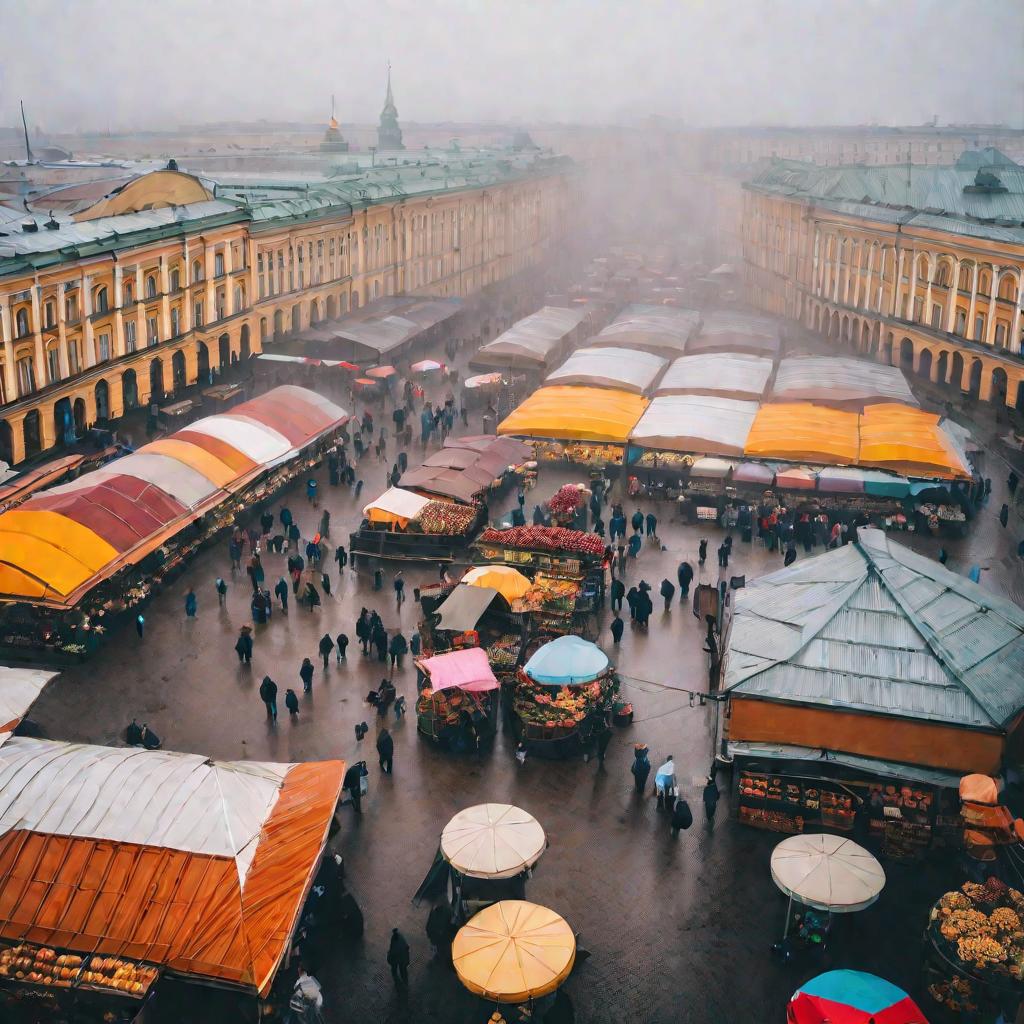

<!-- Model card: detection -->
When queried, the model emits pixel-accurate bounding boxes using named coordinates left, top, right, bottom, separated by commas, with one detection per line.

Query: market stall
left=628, top=395, right=759, bottom=458
left=470, top=306, right=589, bottom=371
left=415, top=647, right=500, bottom=750
left=859, top=404, right=971, bottom=480
left=462, top=565, right=533, bottom=602
left=655, top=352, right=774, bottom=400
left=787, top=971, right=928, bottom=1024
left=744, top=402, right=861, bottom=465
left=687, top=310, right=781, bottom=356
left=544, top=346, right=667, bottom=395
left=771, top=356, right=918, bottom=408
left=587, top=303, right=700, bottom=358
left=513, top=636, right=616, bottom=757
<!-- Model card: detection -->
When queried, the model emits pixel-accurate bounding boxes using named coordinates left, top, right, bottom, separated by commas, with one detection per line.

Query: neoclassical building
left=0, top=149, right=572, bottom=465
left=743, top=149, right=1024, bottom=408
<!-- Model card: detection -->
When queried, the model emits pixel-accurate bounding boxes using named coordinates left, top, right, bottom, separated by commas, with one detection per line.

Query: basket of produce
left=478, top=525, right=604, bottom=556
left=418, top=500, right=478, bottom=535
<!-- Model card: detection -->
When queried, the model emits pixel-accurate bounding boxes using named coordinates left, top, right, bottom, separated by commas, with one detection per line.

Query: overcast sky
left=2, top=0, right=1022, bottom=133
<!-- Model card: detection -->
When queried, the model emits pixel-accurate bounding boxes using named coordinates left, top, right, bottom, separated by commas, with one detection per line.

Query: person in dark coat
left=596, top=721, right=613, bottom=764
left=659, top=578, right=675, bottom=611
left=318, top=634, right=334, bottom=669
left=610, top=577, right=625, bottom=612
left=636, top=590, right=653, bottom=627
left=216, top=577, right=228, bottom=605
left=784, top=542, right=797, bottom=567
left=532, top=504, right=544, bottom=525
left=671, top=796, right=694, bottom=838
left=677, top=561, right=693, bottom=599
left=697, top=539, right=708, bottom=567
left=374, top=625, right=388, bottom=663
left=274, top=577, right=289, bottom=611
left=1000, top=503, right=1010, bottom=528
left=334, top=544, right=347, bottom=574
left=631, top=745, right=651, bottom=793
left=300, top=657, right=315, bottom=693
left=388, top=632, right=407, bottom=670
left=410, top=631, right=421, bottom=657
left=356, top=610, right=371, bottom=654
left=285, top=688, right=299, bottom=718
left=235, top=626, right=253, bottom=664
left=631, top=508, right=644, bottom=534
left=336, top=632, right=349, bottom=663
left=703, top=776, right=720, bottom=823
left=259, top=676, right=277, bottom=719
left=628, top=533, right=642, bottom=558
left=610, top=615, right=624, bottom=644
left=184, top=588, right=197, bottom=617
left=426, top=904, right=451, bottom=957
left=717, top=543, right=729, bottom=568
left=376, top=728, right=394, bottom=774
left=645, top=512, right=657, bottom=538
left=387, top=927, right=409, bottom=987
left=280, top=505, right=293, bottom=531
left=626, top=586, right=639, bottom=620
left=343, top=762, right=364, bottom=814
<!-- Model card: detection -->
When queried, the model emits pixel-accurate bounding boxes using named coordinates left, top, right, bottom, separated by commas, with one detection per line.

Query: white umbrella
left=771, top=833, right=885, bottom=935
left=441, top=804, right=546, bottom=879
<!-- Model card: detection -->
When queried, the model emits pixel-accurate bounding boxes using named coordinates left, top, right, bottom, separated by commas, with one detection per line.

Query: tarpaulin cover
left=818, top=467, right=910, bottom=498
left=772, top=357, right=918, bottom=408
left=498, top=386, right=648, bottom=443
left=545, top=346, right=667, bottom=395
left=523, top=635, right=609, bottom=685
left=629, top=395, right=758, bottom=456
left=745, top=404, right=860, bottom=465
left=0, top=737, right=344, bottom=995
left=433, top=584, right=501, bottom=632
left=0, top=387, right=348, bottom=606
left=959, top=773, right=999, bottom=805
left=0, top=666, right=57, bottom=740
left=419, top=647, right=499, bottom=693
left=733, top=462, right=775, bottom=485
left=859, top=404, right=970, bottom=480
left=471, top=307, right=586, bottom=368
left=689, top=310, right=780, bottom=355
left=462, top=565, right=532, bottom=601
left=363, top=487, right=430, bottom=527
left=441, top=805, right=546, bottom=879
left=589, top=304, right=700, bottom=357
left=788, top=971, right=929, bottom=1024
left=400, top=465, right=490, bottom=504
left=453, top=901, right=575, bottom=1003
left=657, top=353, right=773, bottom=400
left=771, top=834, right=885, bottom=912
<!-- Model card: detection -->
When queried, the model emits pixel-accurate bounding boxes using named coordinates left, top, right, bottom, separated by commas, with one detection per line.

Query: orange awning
left=497, top=386, right=648, bottom=443
left=745, top=403, right=859, bottom=465
left=859, top=403, right=969, bottom=479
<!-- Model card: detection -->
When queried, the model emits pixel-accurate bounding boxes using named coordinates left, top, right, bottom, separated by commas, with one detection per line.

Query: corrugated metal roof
left=724, top=528, right=1024, bottom=729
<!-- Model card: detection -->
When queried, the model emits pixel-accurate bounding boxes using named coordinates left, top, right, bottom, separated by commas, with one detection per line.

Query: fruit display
left=546, top=485, right=587, bottom=519
left=927, top=975, right=978, bottom=1014
left=479, top=525, right=605, bottom=556
left=486, top=636, right=520, bottom=671
left=416, top=501, right=478, bottom=535
left=78, top=955, right=158, bottom=995
left=738, top=806, right=804, bottom=833
left=511, top=574, right=581, bottom=615
left=513, top=672, right=611, bottom=737
left=634, top=451, right=694, bottom=469
left=0, top=943, right=157, bottom=997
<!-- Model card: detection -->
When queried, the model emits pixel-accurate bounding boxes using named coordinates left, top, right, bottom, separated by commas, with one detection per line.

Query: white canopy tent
left=545, top=346, right=667, bottom=395
left=656, top=353, right=774, bottom=400
left=441, top=804, right=547, bottom=879
left=363, top=486, right=430, bottom=525
left=771, top=356, right=918, bottom=407
left=629, top=395, right=759, bottom=456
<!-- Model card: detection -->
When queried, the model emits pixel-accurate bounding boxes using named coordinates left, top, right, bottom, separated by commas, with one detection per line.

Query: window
left=145, top=275, right=157, bottom=300
left=98, top=332, right=111, bottom=362
left=47, top=347, right=60, bottom=382
left=147, top=317, right=158, bottom=346
left=956, top=309, right=967, bottom=335
left=43, top=300, right=55, bottom=329
left=169, top=268, right=180, bottom=292
left=170, top=307, right=180, bottom=337
left=234, top=287, right=243, bottom=311
left=15, top=308, right=29, bottom=338
left=67, top=341, right=80, bottom=375
left=996, top=323, right=1007, bottom=347
left=192, top=260, right=203, bottom=283
left=975, top=314, right=985, bottom=340
left=125, top=320, right=136, bottom=352
left=65, top=294, right=79, bottom=322
left=123, top=280, right=133, bottom=304
left=95, top=287, right=109, bottom=313
left=931, top=304, right=942, bottom=329
left=16, top=356, right=35, bottom=396
left=214, top=252, right=225, bottom=277
left=194, top=301, right=204, bottom=327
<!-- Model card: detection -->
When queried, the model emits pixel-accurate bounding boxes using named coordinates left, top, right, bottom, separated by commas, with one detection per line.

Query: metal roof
left=724, top=528, right=1024, bottom=730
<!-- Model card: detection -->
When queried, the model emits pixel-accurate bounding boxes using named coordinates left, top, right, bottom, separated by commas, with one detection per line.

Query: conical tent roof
left=441, top=804, right=546, bottom=878
left=771, top=834, right=885, bottom=913
left=523, top=635, right=609, bottom=685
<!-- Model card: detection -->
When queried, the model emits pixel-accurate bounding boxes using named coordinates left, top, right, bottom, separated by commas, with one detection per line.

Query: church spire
left=378, top=61, right=404, bottom=151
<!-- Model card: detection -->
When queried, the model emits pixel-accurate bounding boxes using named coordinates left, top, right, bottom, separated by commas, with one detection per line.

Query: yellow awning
left=745, top=403, right=860, bottom=465
left=144, top=438, right=240, bottom=489
left=452, top=901, right=575, bottom=1003
left=497, top=385, right=648, bottom=443
left=461, top=566, right=532, bottom=602
left=859, top=403, right=969, bottom=480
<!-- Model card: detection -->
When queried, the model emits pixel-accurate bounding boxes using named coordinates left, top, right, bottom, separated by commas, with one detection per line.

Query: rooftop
left=745, top=149, right=1024, bottom=244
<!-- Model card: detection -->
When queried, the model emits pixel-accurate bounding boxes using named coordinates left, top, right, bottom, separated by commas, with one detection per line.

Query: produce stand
left=925, top=878, right=1024, bottom=1020
left=529, top=439, right=624, bottom=468
left=415, top=648, right=499, bottom=752
left=473, top=525, right=605, bottom=574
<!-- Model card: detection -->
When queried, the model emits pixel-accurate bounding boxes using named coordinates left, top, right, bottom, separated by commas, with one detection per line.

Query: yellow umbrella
left=453, top=901, right=575, bottom=1004
left=461, top=565, right=532, bottom=602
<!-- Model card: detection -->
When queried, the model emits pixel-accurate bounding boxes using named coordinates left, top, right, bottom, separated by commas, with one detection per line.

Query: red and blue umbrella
left=788, top=971, right=929, bottom=1024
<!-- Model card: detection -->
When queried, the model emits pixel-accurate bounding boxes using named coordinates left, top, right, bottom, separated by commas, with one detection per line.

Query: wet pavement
left=28, top=330, right=1024, bottom=1024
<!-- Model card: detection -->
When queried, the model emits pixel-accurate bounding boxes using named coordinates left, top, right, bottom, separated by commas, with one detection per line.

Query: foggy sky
left=1, top=0, right=1022, bottom=133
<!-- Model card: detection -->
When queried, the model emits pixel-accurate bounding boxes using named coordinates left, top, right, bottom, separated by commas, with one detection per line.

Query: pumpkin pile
left=0, top=945, right=80, bottom=987
left=932, top=878, right=1024, bottom=979
left=79, top=955, right=157, bottom=995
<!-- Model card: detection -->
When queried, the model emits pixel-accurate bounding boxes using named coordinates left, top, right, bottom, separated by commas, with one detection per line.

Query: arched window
left=214, top=252, right=224, bottom=277
left=123, top=279, right=133, bottom=304
left=169, top=267, right=180, bottom=292
left=192, top=260, right=203, bottom=283
left=145, top=275, right=157, bottom=300
left=234, top=286, right=243, bottom=311
left=935, top=263, right=950, bottom=288
left=15, top=308, right=29, bottom=338
left=94, top=286, right=109, bottom=313
left=999, top=275, right=1017, bottom=302
left=979, top=269, right=992, bottom=296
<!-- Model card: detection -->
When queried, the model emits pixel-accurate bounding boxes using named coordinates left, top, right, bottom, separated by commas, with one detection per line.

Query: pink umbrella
left=353, top=377, right=381, bottom=389
left=411, top=359, right=444, bottom=373
left=366, top=365, right=397, bottom=379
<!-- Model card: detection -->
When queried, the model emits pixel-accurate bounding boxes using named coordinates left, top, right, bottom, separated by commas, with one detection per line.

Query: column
left=1012, top=276, right=1023, bottom=354
left=0, top=295, right=16, bottom=403
left=905, top=251, right=918, bottom=321
left=862, top=245, right=875, bottom=311
left=831, top=237, right=843, bottom=303
left=966, top=262, right=980, bottom=340
left=945, top=260, right=960, bottom=333
left=159, top=255, right=171, bottom=340
left=248, top=239, right=259, bottom=302
left=891, top=249, right=905, bottom=317
left=30, top=285, right=46, bottom=386
left=985, top=266, right=999, bottom=345
left=57, top=284, right=70, bottom=378
left=81, top=273, right=96, bottom=368
left=923, top=256, right=934, bottom=328
left=849, top=242, right=861, bottom=308
left=224, top=243, right=235, bottom=316
left=134, top=265, right=145, bottom=350
left=205, top=245, right=216, bottom=323
left=875, top=249, right=887, bottom=312
left=182, top=241, right=193, bottom=331
left=842, top=241, right=855, bottom=306
left=112, top=265, right=126, bottom=356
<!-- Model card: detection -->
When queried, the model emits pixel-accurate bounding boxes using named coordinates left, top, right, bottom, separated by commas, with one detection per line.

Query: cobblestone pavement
left=29, top=336, right=1024, bottom=1023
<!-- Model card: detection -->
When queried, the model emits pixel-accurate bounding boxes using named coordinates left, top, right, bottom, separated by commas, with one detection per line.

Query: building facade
left=0, top=149, right=573, bottom=465
left=743, top=150, right=1024, bottom=408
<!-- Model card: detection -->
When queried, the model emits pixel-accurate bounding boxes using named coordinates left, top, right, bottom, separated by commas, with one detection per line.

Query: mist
left=1, top=0, right=1021, bottom=134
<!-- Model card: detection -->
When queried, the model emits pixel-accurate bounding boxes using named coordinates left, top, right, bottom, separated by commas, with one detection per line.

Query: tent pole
left=783, top=893, right=793, bottom=938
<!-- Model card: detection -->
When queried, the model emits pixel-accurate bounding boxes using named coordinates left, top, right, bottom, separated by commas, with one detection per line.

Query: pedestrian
left=645, top=511, right=657, bottom=538
left=260, top=509, right=274, bottom=537
left=717, top=543, right=729, bottom=569
left=610, top=577, right=625, bottom=612
left=304, top=581, right=321, bottom=611
left=334, top=543, right=347, bottom=575
left=532, top=504, right=544, bottom=525
left=319, top=509, right=331, bottom=538
left=628, top=533, right=642, bottom=559
left=626, top=586, right=638, bottom=620
left=631, top=744, right=651, bottom=793
left=698, top=538, right=707, bottom=566
left=274, top=576, right=289, bottom=611
left=394, top=694, right=407, bottom=720
left=1000, top=503, right=1010, bottom=528
left=938, top=547, right=948, bottom=565
left=631, top=507, right=644, bottom=534
left=215, top=577, right=228, bottom=605
left=343, top=761, right=364, bottom=814
left=306, top=477, right=318, bottom=506
left=373, top=567, right=384, bottom=591
left=610, top=614, right=624, bottom=644
left=229, top=538, right=242, bottom=570
left=659, top=578, right=675, bottom=610
left=515, top=741, right=528, bottom=766
left=184, top=588, right=197, bottom=618
left=410, top=631, right=421, bottom=657
left=135, top=613, right=145, bottom=639
left=655, top=755, right=677, bottom=808
left=389, top=632, right=407, bottom=670
left=703, top=775, right=720, bottom=823
left=593, top=515, right=605, bottom=538
left=635, top=589, right=652, bottom=628
left=596, top=721, right=612, bottom=764
left=784, top=542, right=797, bottom=567
left=259, top=676, right=278, bottom=720
left=321, top=571, right=331, bottom=596
left=374, top=624, right=388, bottom=663
left=336, top=632, right=349, bottom=663
left=328, top=449, right=340, bottom=487
left=356, top=610, right=371, bottom=655
left=394, top=570, right=406, bottom=605
left=671, top=795, right=694, bottom=838
left=677, top=561, right=693, bottom=599
left=280, top=505, right=293, bottom=532
left=377, top=728, right=394, bottom=774
left=285, top=688, right=299, bottom=718
left=426, top=903, right=451, bottom=957
left=387, top=928, right=409, bottom=988
left=288, top=521, right=301, bottom=551
left=290, top=967, right=324, bottom=1021
left=318, top=634, right=334, bottom=670
left=616, top=542, right=626, bottom=575
left=235, top=626, right=253, bottom=663
left=1009, top=471, right=1019, bottom=495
